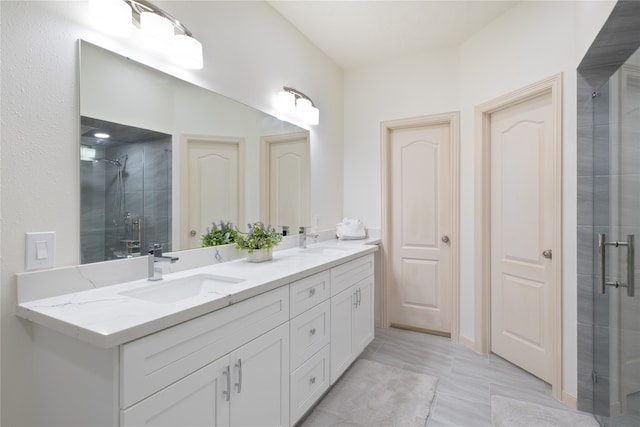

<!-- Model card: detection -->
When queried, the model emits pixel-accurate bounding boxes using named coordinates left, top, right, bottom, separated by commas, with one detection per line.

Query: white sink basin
left=119, top=274, right=244, bottom=304
left=297, top=246, right=352, bottom=256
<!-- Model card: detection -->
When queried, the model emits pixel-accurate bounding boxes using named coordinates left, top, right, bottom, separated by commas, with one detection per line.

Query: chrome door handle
left=441, top=235, right=450, bottom=243
left=235, top=358, right=242, bottom=393
left=223, top=365, right=230, bottom=402
left=542, top=249, right=552, bottom=259
left=598, top=233, right=635, bottom=296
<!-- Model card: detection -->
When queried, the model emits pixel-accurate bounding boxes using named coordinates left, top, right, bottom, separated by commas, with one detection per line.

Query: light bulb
left=89, top=0, right=132, bottom=37
left=140, top=12, right=174, bottom=53
left=173, top=34, right=203, bottom=69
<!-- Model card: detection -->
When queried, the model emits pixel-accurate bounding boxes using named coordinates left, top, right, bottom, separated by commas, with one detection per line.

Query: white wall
left=343, top=0, right=616, bottom=400
left=0, top=1, right=343, bottom=425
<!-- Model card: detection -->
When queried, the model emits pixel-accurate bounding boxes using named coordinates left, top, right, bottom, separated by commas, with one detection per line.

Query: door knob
left=190, top=229, right=197, bottom=237
left=441, top=235, right=450, bottom=243
left=542, top=249, right=552, bottom=259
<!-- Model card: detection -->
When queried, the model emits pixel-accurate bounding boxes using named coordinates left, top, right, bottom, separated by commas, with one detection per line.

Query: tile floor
left=335, top=327, right=595, bottom=426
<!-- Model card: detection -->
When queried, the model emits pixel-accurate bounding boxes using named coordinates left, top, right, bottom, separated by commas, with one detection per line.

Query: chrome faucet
left=148, top=243, right=179, bottom=281
left=299, top=226, right=319, bottom=249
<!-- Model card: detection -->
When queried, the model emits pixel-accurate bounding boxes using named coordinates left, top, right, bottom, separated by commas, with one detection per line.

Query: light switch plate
left=26, top=232, right=56, bottom=270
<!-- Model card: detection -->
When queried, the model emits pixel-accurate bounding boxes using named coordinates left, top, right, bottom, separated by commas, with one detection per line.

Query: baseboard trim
left=459, top=334, right=476, bottom=352
left=562, top=391, right=577, bottom=409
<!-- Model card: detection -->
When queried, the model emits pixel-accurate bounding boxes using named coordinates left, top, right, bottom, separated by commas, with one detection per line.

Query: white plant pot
left=245, top=248, right=273, bottom=262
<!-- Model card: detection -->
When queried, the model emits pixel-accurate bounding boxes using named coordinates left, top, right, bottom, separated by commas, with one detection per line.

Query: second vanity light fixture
left=89, top=0, right=203, bottom=69
left=278, top=86, right=320, bottom=126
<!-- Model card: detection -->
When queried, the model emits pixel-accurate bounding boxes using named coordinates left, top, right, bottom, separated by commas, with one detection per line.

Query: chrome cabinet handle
left=235, top=359, right=242, bottom=393
left=353, top=292, right=358, bottom=308
left=357, top=288, right=362, bottom=307
left=309, top=376, right=316, bottom=385
left=598, top=233, right=635, bottom=296
left=223, top=365, right=230, bottom=402
left=441, top=235, right=450, bottom=243
left=309, top=288, right=316, bottom=297
left=542, top=249, right=552, bottom=259
left=310, top=327, right=316, bottom=335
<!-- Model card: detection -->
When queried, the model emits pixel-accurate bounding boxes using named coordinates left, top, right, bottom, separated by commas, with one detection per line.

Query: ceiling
left=267, top=1, right=520, bottom=69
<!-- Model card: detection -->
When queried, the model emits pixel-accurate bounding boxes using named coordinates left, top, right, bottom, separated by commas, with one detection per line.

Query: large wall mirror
left=80, top=41, right=309, bottom=264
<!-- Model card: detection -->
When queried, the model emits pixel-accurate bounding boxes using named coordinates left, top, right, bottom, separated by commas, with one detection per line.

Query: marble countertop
left=17, top=239, right=378, bottom=349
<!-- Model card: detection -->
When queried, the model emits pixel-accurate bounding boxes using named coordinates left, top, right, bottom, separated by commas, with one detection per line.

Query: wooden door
left=489, top=91, right=554, bottom=383
left=181, top=136, right=244, bottom=249
left=388, top=122, right=452, bottom=334
left=121, top=356, right=230, bottom=427
left=261, top=133, right=309, bottom=232
left=230, top=323, right=289, bottom=427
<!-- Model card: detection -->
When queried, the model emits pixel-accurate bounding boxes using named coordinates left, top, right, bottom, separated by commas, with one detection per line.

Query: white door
left=388, top=122, right=452, bottom=334
left=261, top=133, right=309, bottom=232
left=490, top=91, right=554, bottom=383
left=230, top=323, right=289, bottom=427
left=121, top=356, right=230, bottom=427
left=181, top=136, right=244, bottom=249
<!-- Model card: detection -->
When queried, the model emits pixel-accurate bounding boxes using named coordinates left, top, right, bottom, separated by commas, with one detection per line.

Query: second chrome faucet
left=148, top=243, right=179, bottom=281
left=298, top=226, right=318, bottom=249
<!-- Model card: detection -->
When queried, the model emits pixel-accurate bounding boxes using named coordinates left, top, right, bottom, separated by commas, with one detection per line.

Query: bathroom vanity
left=17, top=240, right=377, bottom=427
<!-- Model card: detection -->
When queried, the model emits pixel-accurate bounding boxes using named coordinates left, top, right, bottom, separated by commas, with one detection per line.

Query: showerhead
left=93, top=154, right=128, bottom=168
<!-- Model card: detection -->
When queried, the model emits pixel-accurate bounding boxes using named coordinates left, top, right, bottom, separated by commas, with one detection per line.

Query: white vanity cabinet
left=121, top=286, right=290, bottom=427
left=121, top=323, right=289, bottom=427
left=26, top=247, right=378, bottom=427
left=329, top=254, right=375, bottom=384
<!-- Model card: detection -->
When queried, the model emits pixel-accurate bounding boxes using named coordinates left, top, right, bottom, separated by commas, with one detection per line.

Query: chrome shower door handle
left=598, top=234, right=606, bottom=294
left=598, top=233, right=635, bottom=296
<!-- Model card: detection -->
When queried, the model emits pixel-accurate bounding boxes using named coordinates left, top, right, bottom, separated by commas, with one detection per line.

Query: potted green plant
left=235, top=222, right=283, bottom=262
left=201, top=220, right=238, bottom=247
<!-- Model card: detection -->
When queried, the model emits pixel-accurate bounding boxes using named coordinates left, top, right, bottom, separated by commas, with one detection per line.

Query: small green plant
left=235, top=222, right=283, bottom=253
left=201, top=220, right=238, bottom=247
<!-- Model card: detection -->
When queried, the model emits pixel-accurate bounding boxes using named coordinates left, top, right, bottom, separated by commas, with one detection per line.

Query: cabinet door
left=330, top=286, right=356, bottom=384
left=230, top=323, right=289, bottom=427
left=353, top=276, right=375, bottom=355
left=121, top=356, right=230, bottom=427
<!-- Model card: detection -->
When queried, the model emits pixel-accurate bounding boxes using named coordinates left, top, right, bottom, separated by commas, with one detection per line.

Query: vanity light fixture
left=278, top=86, right=320, bottom=125
left=89, top=0, right=203, bottom=70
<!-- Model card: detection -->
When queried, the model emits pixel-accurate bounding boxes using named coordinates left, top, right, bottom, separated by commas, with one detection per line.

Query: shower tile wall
left=81, top=136, right=171, bottom=263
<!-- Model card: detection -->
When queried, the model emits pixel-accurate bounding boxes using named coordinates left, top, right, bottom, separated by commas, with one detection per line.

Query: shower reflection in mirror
left=80, top=116, right=172, bottom=263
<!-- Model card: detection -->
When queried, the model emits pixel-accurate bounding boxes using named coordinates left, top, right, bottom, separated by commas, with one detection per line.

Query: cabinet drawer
left=290, top=345, right=330, bottom=425
left=331, top=254, right=374, bottom=296
left=290, top=300, right=330, bottom=370
left=120, top=286, right=289, bottom=409
left=290, top=270, right=330, bottom=318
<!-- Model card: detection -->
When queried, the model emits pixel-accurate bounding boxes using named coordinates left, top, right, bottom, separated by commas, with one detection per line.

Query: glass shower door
left=593, top=46, right=640, bottom=427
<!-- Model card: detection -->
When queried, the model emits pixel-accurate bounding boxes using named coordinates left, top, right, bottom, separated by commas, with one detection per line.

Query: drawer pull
left=309, top=375, right=316, bottom=385
left=309, top=327, right=316, bottom=335
left=308, top=288, right=316, bottom=297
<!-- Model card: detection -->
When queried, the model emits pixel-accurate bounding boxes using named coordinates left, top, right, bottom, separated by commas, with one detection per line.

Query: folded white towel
left=336, top=217, right=367, bottom=240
